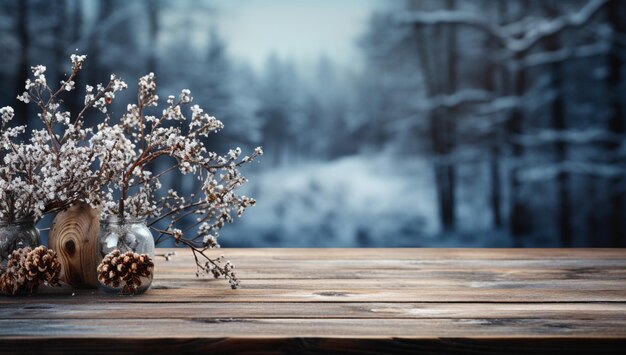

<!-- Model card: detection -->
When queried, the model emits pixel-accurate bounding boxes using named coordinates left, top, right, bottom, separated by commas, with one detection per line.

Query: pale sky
left=210, top=0, right=383, bottom=72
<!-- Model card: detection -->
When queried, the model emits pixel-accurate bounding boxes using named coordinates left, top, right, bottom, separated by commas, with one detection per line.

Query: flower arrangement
left=0, top=55, right=118, bottom=222
left=0, top=54, right=262, bottom=293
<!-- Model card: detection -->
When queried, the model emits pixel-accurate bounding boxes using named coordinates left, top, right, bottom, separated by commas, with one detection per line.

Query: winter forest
left=0, top=0, right=625, bottom=247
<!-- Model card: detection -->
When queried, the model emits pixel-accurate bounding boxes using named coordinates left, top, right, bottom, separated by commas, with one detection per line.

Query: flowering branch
left=2, top=54, right=262, bottom=289
left=0, top=54, right=125, bottom=221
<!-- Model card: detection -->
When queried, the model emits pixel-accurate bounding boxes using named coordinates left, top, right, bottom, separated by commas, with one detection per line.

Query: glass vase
left=0, top=219, right=40, bottom=262
left=96, top=217, right=155, bottom=295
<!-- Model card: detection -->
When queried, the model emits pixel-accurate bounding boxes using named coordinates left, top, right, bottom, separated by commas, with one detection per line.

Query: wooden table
left=0, top=248, right=625, bottom=353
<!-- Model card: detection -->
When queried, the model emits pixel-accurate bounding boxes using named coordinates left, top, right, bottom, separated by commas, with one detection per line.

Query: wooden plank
left=156, top=256, right=626, bottom=267
left=159, top=248, right=626, bottom=260
left=155, top=267, right=626, bottom=281
left=148, top=279, right=626, bottom=291
left=0, top=286, right=624, bottom=303
left=1, top=302, right=625, bottom=320
left=150, top=249, right=626, bottom=281
left=155, top=261, right=626, bottom=272
left=156, top=257, right=626, bottom=268
left=1, top=318, right=626, bottom=338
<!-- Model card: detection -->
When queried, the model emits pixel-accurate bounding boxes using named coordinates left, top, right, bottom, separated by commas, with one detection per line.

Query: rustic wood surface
left=0, top=248, right=625, bottom=354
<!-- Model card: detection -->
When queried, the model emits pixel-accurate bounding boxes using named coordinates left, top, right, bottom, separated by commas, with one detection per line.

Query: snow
left=399, top=0, right=608, bottom=53
left=219, top=154, right=435, bottom=246
left=220, top=154, right=519, bottom=247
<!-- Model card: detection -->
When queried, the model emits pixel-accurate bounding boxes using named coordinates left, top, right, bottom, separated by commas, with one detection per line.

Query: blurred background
left=0, top=0, right=625, bottom=247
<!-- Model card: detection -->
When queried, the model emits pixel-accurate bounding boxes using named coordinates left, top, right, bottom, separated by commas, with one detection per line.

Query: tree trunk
left=414, top=24, right=454, bottom=232
left=507, top=50, right=530, bottom=244
left=441, top=0, right=457, bottom=230
left=484, top=2, right=507, bottom=230
left=607, top=0, right=626, bottom=246
left=64, top=0, right=83, bottom=116
left=85, top=1, right=113, bottom=91
left=541, top=2, right=572, bottom=246
left=53, top=0, right=68, bottom=92
left=146, top=0, right=160, bottom=73
left=14, top=0, right=30, bottom=127
left=549, top=45, right=572, bottom=247
left=71, top=0, right=82, bottom=43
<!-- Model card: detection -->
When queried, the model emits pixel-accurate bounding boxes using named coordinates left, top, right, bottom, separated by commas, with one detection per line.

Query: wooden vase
left=49, top=202, right=100, bottom=288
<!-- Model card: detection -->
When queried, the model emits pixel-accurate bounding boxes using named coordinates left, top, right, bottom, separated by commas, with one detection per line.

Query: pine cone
left=21, top=246, right=61, bottom=293
left=97, top=250, right=154, bottom=294
left=0, top=246, right=61, bottom=295
left=0, top=248, right=29, bottom=295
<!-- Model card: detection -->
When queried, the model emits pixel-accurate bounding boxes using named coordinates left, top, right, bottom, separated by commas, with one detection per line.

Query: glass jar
left=96, top=217, right=155, bottom=295
left=0, top=219, right=40, bottom=262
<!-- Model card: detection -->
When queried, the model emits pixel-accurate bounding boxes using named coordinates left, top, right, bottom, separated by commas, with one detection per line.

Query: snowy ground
left=220, top=154, right=517, bottom=247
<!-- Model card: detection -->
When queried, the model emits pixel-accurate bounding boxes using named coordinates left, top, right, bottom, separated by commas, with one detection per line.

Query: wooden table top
left=1, top=248, right=625, bottom=353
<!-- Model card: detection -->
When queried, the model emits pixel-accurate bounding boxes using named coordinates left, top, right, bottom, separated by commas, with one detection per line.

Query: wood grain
left=48, top=203, right=100, bottom=288
left=1, top=318, right=626, bottom=338
left=0, top=248, right=624, bottom=354
left=1, top=302, right=625, bottom=320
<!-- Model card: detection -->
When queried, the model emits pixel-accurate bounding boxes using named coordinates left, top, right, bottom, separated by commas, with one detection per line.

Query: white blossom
left=62, top=80, right=75, bottom=91
left=228, top=147, right=242, bottom=160
left=180, top=89, right=193, bottom=104
left=70, top=54, right=87, bottom=69
left=111, top=75, right=128, bottom=92
left=138, top=73, right=158, bottom=107
left=16, top=92, right=30, bottom=104
left=32, top=65, right=46, bottom=77
left=0, top=106, right=14, bottom=124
